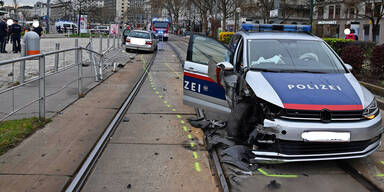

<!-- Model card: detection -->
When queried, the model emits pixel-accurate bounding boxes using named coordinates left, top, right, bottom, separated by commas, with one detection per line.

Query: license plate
left=302, top=131, right=350, bottom=142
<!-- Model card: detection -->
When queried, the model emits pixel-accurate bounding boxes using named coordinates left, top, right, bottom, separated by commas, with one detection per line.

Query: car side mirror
left=217, top=62, right=234, bottom=71
left=345, top=64, right=353, bottom=71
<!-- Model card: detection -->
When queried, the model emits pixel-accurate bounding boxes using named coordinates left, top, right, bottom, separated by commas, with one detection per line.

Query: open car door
left=183, top=34, right=233, bottom=115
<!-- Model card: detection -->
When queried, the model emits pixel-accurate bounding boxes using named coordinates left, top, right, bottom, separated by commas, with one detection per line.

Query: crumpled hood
left=246, top=72, right=367, bottom=111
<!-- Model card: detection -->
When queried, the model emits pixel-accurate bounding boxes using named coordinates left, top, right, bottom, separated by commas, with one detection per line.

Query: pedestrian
left=0, top=18, right=8, bottom=53
left=33, top=24, right=43, bottom=37
left=122, top=25, right=130, bottom=45
left=10, top=19, right=21, bottom=53
left=345, top=29, right=356, bottom=40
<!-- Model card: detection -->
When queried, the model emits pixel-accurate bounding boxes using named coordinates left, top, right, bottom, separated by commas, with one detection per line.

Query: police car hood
left=245, top=71, right=374, bottom=111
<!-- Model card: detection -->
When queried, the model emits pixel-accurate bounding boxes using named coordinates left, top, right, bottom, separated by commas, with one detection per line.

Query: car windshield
left=129, top=31, right=150, bottom=39
left=248, top=39, right=346, bottom=73
left=154, top=22, right=168, bottom=28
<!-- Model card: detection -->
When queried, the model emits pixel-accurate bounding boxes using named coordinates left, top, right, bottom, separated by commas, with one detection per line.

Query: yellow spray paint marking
left=181, top=120, right=185, bottom=124
left=167, top=105, right=171, bottom=108
left=195, top=162, right=201, bottom=172
left=159, top=96, right=163, bottom=98
left=177, top=115, right=182, bottom=119
left=188, top=134, right=193, bottom=139
left=376, top=161, right=384, bottom=176
left=190, top=142, right=195, bottom=147
left=193, top=152, right=198, bottom=159
left=257, top=168, right=298, bottom=178
left=172, top=108, right=177, bottom=112
left=155, top=91, right=159, bottom=95
left=164, top=63, right=182, bottom=79
left=183, top=126, right=188, bottom=132
left=153, top=88, right=156, bottom=90
left=163, top=101, right=168, bottom=104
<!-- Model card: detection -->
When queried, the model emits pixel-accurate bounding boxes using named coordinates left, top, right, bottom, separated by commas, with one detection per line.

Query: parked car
left=183, top=24, right=383, bottom=163
left=125, top=30, right=158, bottom=53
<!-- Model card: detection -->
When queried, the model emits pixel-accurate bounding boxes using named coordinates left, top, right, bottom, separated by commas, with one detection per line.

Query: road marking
left=143, top=57, right=202, bottom=174
left=193, top=152, right=199, bottom=159
left=257, top=168, right=298, bottom=178
left=195, top=162, right=201, bottom=172
left=172, top=108, right=177, bottom=112
left=164, top=63, right=182, bottom=79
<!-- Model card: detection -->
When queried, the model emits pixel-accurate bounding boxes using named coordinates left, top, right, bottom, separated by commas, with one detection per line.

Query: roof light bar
left=241, top=24, right=311, bottom=33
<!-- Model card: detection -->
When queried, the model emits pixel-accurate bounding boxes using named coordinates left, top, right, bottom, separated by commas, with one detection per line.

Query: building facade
left=313, top=0, right=384, bottom=43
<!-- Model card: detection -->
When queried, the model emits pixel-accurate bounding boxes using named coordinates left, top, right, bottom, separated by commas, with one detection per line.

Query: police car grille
left=280, top=109, right=364, bottom=121
left=274, top=136, right=380, bottom=155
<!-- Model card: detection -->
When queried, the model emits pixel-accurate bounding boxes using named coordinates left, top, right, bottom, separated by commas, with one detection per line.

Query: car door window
left=229, top=35, right=241, bottom=53
left=189, top=35, right=232, bottom=65
left=234, top=39, right=244, bottom=72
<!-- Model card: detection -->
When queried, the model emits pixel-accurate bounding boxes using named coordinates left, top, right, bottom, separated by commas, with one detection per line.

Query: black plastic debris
left=206, top=134, right=235, bottom=151
left=188, top=117, right=226, bottom=130
left=221, top=145, right=257, bottom=171
left=122, top=117, right=130, bottom=122
left=266, top=180, right=281, bottom=190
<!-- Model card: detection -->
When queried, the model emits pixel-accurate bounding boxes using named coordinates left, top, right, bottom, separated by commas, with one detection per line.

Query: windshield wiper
left=249, top=68, right=327, bottom=74
left=249, top=68, right=282, bottom=73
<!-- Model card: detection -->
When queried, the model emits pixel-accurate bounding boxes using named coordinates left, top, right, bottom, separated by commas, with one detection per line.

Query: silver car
left=183, top=24, right=383, bottom=162
left=125, top=30, right=158, bottom=53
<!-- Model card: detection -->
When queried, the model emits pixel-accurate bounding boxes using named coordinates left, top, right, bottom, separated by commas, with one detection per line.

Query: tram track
left=64, top=52, right=157, bottom=192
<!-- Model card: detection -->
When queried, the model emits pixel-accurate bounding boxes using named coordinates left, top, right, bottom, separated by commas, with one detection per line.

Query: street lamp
left=46, top=0, right=50, bottom=33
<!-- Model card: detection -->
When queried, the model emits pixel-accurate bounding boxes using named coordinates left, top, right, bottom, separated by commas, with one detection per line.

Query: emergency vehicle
left=152, top=18, right=169, bottom=41
left=183, top=24, right=383, bottom=162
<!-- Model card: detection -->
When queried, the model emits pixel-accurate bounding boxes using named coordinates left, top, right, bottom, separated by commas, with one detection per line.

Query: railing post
left=54, top=43, right=60, bottom=72
left=99, top=34, right=102, bottom=53
left=107, top=34, right=110, bottom=48
left=99, top=55, right=104, bottom=80
left=39, top=56, right=45, bottom=119
left=113, top=34, right=116, bottom=48
left=19, top=42, right=26, bottom=83
left=75, top=39, right=83, bottom=96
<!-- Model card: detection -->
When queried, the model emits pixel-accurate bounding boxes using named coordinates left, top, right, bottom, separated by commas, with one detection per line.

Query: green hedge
left=323, top=38, right=354, bottom=55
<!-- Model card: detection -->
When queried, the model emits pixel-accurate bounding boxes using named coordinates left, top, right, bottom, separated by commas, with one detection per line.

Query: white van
left=55, top=21, right=77, bottom=33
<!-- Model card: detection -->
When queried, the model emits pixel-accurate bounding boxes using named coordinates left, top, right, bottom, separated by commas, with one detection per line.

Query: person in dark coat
left=33, top=25, right=43, bottom=37
left=10, top=19, right=21, bottom=53
left=0, top=18, right=8, bottom=53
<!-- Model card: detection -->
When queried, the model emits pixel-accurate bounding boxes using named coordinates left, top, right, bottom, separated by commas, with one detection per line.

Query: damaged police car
left=183, top=24, right=383, bottom=162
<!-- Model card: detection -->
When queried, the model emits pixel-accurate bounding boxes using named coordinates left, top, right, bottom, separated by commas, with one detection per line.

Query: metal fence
left=0, top=34, right=122, bottom=122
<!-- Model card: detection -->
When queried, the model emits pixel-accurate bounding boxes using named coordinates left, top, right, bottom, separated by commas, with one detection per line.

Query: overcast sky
left=3, top=0, right=39, bottom=6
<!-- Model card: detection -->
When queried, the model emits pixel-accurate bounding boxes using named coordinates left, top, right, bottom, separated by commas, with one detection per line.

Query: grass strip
left=0, top=118, right=51, bottom=155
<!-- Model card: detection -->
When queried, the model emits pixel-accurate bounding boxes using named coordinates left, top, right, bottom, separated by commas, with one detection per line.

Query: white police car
left=183, top=24, right=383, bottom=162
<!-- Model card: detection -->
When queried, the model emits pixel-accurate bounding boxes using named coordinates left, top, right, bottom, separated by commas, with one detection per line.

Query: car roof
left=238, top=31, right=323, bottom=41
left=131, top=30, right=150, bottom=33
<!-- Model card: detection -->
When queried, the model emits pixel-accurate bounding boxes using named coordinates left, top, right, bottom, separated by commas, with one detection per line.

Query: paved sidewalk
left=0, top=53, right=152, bottom=192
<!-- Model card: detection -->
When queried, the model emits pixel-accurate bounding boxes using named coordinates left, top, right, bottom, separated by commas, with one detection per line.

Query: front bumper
left=252, top=139, right=381, bottom=163
left=252, top=113, right=383, bottom=162
left=125, top=43, right=155, bottom=52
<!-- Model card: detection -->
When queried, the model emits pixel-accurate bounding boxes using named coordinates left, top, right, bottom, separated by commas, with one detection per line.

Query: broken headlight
left=363, top=99, right=379, bottom=120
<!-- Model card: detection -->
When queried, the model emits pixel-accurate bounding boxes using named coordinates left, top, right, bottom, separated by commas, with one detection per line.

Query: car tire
left=126, top=48, right=130, bottom=53
left=226, top=102, right=253, bottom=140
left=164, top=37, right=168, bottom=41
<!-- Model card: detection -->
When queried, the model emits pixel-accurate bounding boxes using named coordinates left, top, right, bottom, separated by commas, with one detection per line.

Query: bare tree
left=346, top=0, right=384, bottom=42
left=162, top=0, right=185, bottom=32
left=54, top=0, right=99, bottom=34
left=190, top=0, right=215, bottom=33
